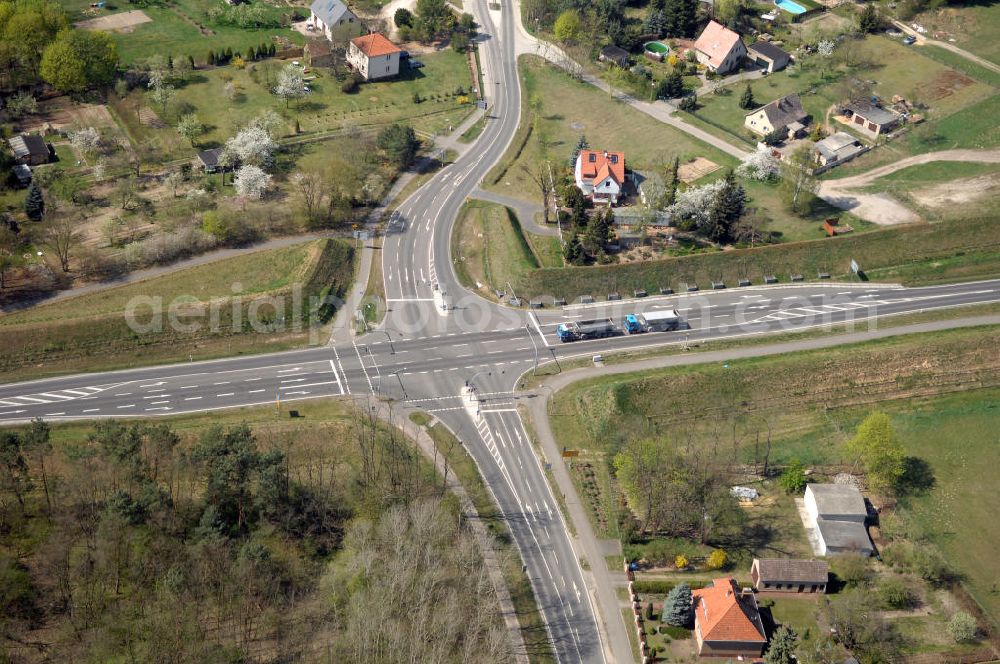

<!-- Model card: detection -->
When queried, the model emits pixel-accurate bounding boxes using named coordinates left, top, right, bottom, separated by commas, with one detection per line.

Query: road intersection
left=2, top=0, right=1000, bottom=660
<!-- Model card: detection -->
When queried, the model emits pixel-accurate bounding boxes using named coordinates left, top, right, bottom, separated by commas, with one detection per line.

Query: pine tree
left=563, top=234, right=585, bottom=265
left=208, top=50, right=216, bottom=66
left=224, top=47, right=233, bottom=63
left=24, top=182, right=44, bottom=221
left=167, top=54, right=173, bottom=69
left=661, top=583, right=693, bottom=626
left=188, top=54, right=195, bottom=70
left=764, top=626, right=798, bottom=664
left=646, top=601, right=655, bottom=620
left=739, top=83, right=755, bottom=110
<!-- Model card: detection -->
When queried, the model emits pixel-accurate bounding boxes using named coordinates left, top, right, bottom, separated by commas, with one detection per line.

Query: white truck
left=623, top=310, right=681, bottom=333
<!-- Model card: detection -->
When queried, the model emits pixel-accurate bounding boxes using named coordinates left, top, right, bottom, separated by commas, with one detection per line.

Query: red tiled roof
left=578, top=150, right=625, bottom=186
left=694, top=20, right=743, bottom=70
left=692, top=578, right=767, bottom=644
left=351, top=33, right=401, bottom=57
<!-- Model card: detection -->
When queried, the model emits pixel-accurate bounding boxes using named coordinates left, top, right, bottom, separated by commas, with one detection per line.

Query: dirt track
left=817, top=148, right=1000, bottom=224
left=74, top=9, right=151, bottom=31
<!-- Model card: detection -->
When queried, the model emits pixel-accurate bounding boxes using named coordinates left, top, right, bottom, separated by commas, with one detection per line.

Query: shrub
left=778, top=460, right=807, bottom=494
left=675, top=554, right=689, bottom=569
left=947, top=611, right=978, bottom=643
left=394, top=7, right=413, bottom=27
left=661, top=624, right=692, bottom=639
left=341, top=76, right=359, bottom=93
left=877, top=577, right=918, bottom=610
left=832, top=553, right=871, bottom=588
left=706, top=550, right=727, bottom=570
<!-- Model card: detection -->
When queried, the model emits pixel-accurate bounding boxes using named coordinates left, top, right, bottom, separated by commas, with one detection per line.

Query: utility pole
left=525, top=323, right=540, bottom=375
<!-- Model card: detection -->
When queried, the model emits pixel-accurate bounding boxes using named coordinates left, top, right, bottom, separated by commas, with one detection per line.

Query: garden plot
left=74, top=9, right=152, bottom=31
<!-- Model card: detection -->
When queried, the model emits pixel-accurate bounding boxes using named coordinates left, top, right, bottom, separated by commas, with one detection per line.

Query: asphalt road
left=4, top=1, right=1000, bottom=660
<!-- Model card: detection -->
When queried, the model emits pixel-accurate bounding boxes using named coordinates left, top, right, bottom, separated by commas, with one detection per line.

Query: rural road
left=893, top=20, right=1000, bottom=74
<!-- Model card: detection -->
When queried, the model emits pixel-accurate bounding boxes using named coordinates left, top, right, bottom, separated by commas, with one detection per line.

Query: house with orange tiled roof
left=574, top=149, right=627, bottom=205
left=692, top=578, right=768, bottom=658
left=347, top=33, right=401, bottom=81
left=694, top=20, right=747, bottom=74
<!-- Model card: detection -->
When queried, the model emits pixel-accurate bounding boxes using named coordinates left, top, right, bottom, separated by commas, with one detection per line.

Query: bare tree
left=521, top=162, right=552, bottom=223
left=44, top=213, right=83, bottom=272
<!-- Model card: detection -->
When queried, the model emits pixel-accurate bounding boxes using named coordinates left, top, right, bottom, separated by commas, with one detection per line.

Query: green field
left=0, top=239, right=355, bottom=380
left=451, top=200, right=562, bottom=298
left=515, top=214, right=1000, bottom=300
left=68, top=0, right=303, bottom=64
left=691, top=35, right=995, bottom=159
left=549, top=324, right=1000, bottom=626
left=109, top=49, right=473, bottom=161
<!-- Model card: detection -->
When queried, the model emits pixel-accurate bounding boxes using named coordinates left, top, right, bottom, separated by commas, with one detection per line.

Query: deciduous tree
left=847, top=410, right=906, bottom=493
left=40, top=29, right=117, bottom=93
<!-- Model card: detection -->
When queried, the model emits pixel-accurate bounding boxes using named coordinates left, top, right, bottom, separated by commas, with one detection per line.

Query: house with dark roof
left=814, top=131, right=867, bottom=168
left=347, top=33, right=401, bottom=81
left=196, top=147, right=225, bottom=173
left=309, top=0, right=363, bottom=43
left=574, top=149, right=626, bottom=205
left=694, top=21, right=747, bottom=74
left=599, top=45, right=630, bottom=68
left=842, top=101, right=901, bottom=137
left=744, top=93, right=808, bottom=139
left=7, top=134, right=52, bottom=167
left=747, top=40, right=790, bottom=72
left=751, top=558, right=829, bottom=593
left=692, top=578, right=768, bottom=658
left=803, top=483, right=874, bottom=556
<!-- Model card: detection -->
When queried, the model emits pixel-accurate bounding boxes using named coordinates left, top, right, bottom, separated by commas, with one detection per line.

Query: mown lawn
left=451, top=200, right=559, bottom=298
left=66, top=0, right=303, bottom=64
left=548, top=325, right=1000, bottom=627
left=690, top=34, right=995, bottom=156
left=484, top=56, right=739, bottom=200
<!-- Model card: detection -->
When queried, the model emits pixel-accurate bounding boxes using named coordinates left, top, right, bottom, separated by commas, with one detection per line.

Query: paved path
left=893, top=20, right=1000, bottom=74
left=470, top=188, right=558, bottom=236
left=818, top=148, right=1000, bottom=224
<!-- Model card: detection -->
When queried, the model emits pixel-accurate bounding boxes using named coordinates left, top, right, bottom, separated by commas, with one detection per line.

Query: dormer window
left=588, top=153, right=596, bottom=162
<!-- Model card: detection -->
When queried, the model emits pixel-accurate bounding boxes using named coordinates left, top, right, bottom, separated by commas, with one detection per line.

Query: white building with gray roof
left=803, top=483, right=873, bottom=556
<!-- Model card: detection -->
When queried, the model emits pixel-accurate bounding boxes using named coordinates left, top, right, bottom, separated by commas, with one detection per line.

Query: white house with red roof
left=574, top=149, right=626, bottom=205
left=347, top=33, right=401, bottom=81
left=694, top=20, right=747, bottom=75
left=692, top=578, right=768, bottom=658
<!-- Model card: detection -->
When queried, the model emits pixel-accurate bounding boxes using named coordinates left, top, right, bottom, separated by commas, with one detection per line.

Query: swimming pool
left=644, top=41, right=669, bottom=54
left=775, top=0, right=807, bottom=14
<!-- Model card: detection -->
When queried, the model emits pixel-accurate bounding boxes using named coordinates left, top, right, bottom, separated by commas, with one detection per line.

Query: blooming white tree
left=665, top=180, right=726, bottom=224
left=234, top=165, right=272, bottom=201
left=273, top=64, right=306, bottom=107
left=736, top=147, right=781, bottom=181
left=176, top=113, right=204, bottom=144
left=225, top=125, right=278, bottom=168
left=247, top=110, right=283, bottom=137
left=69, top=127, right=102, bottom=156
left=817, top=39, right=836, bottom=58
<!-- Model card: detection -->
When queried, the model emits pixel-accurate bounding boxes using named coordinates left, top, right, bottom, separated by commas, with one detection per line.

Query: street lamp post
left=391, top=368, right=407, bottom=400
left=373, top=329, right=395, bottom=354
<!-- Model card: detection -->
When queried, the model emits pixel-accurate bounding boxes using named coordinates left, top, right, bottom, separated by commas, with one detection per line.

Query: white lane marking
left=280, top=378, right=306, bottom=384
left=353, top=342, right=375, bottom=392
left=150, top=400, right=170, bottom=405
left=279, top=381, right=340, bottom=390
left=333, top=346, right=351, bottom=395
left=284, top=390, right=311, bottom=396
left=276, top=367, right=302, bottom=374
left=62, top=389, right=92, bottom=396
left=143, top=394, right=171, bottom=399
left=529, top=312, right=551, bottom=347
left=146, top=407, right=172, bottom=412
left=14, top=396, right=51, bottom=404
left=117, top=404, right=135, bottom=409
left=115, top=392, right=133, bottom=396
left=213, top=381, right=230, bottom=386
left=248, top=389, right=266, bottom=394
left=217, top=392, right=235, bottom=397
left=82, top=408, right=100, bottom=413
left=184, top=397, right=202, bottom=401
left=139, top=382, right=166, bottom=388
left=328, top=359, right=344, bottom=394
left=180, top=385, right=197, bottom=389
left=45, top=412, right=66, bottom=416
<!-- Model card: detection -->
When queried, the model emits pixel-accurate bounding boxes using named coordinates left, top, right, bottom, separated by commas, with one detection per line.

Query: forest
left=0, top=410, right=513, bottom=663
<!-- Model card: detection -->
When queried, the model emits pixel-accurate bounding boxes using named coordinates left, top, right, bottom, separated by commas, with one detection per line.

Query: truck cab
left=624, top=314, right=644, bottom=334
left=557, top=323, right=579, bottom=342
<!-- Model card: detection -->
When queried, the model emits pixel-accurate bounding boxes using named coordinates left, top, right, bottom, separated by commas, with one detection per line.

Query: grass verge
left=0, top=239, right=354, bottom=382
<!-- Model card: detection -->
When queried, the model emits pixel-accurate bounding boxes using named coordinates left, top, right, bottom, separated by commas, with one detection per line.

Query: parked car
left=409, top=59, right=425, bottom=69
left=902, top=35, right=916, bottom=45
